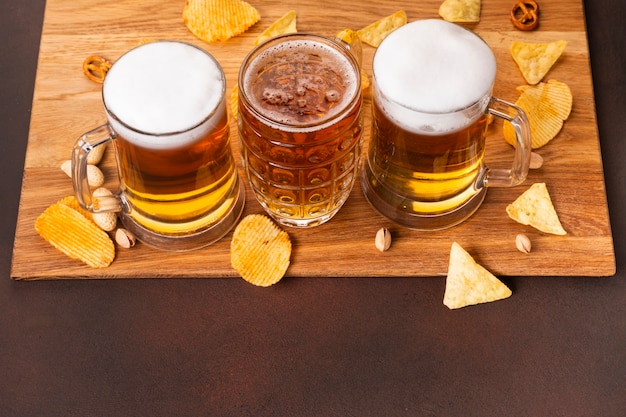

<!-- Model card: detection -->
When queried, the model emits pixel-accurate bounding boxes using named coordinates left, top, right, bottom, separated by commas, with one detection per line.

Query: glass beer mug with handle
left=72, top=41, right=245, bottom=251
left=238, top=33, right=364, bottom=228
left=362, top=19, right=531, bottom=230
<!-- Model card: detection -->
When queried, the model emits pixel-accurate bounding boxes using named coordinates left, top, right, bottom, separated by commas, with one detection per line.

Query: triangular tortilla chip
left=439, top=0, right=481, bottom=23
left=443, top=242, right=512, bottom=309
left=335, top=29, right=370, bottom=90
left=183, top=0, right=261, bottom=42
left=356, top=10, right=407, bottom=47
left=254, top=10, right=297, bottom=46
left=510, top=40, right=567, bottom=85
left=506, top=182, right=567, bottom=235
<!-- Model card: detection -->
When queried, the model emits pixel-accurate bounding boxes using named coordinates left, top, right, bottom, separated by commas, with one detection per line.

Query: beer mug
left=238, top=33, right=364, bottom=228
left=72, top=41, right=245, bottom=251
left=362, top=19, right=531, bottom=230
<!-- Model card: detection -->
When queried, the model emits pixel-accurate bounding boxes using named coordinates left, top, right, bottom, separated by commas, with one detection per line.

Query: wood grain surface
left=11, top=0, right=615, bottom=279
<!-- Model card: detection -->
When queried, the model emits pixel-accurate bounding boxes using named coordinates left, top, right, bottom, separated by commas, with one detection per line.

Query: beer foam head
left=241, top=36, right=359, bottom=132
left=373, top=19, right=496, bottom=133
left=103, top=41, right=225, bottom=149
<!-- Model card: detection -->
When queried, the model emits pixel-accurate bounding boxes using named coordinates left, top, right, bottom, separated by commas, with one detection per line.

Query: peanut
left=61, top=160, right=105, bottom=188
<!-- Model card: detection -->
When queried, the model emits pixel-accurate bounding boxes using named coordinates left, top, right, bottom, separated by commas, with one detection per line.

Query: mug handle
left=71, top=124, right=122, bottom=213
left=483, top=97, right=531, bottom=188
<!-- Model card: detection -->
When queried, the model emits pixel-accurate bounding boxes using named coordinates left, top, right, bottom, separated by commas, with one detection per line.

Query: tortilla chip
left=506, top=182, right=567, bottom=235
left=511, top=40, right=567, bottom=85
left=335, top=29, right=369, bottom=90
left=254, top=10, right=297, bottom=46
left=230, top=85, right=239, bottom=121
left=356, top=10, right=407, bottom=47
left=439, top=0, right=481, bottom=23
left=443, top=242, right=512, bottom=309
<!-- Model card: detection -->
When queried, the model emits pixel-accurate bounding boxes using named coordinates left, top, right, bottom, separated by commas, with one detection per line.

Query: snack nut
left=511, top=1, right=540, bottom=31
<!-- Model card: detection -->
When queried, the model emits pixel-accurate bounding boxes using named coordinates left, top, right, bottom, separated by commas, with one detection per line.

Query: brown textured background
left=1, top=1, right=625, bottom=416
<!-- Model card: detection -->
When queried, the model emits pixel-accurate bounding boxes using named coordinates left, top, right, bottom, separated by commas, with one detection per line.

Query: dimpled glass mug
left=361, top=19, right=531, bottom=230
left=238, top=33, right=363, bottom=228
left=72, top=41, right=245, bottom=251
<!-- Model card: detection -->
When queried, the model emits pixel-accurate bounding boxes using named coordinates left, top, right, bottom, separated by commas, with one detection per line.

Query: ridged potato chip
left=254, top=10, right=297, bottom=46
left=35, top=201, right=115, bottom=268
left=511, top=40, right=567, bottom=85
left=506, top=182, right=567, bottom=235
left=443, top=242, right=512, bottom=309
left=503, top=80, right=573, bottom=149
left=357, top=10, right=407, bottom=47
left=439, top=0, right=481, bottom=23
left=231, top=214, right=292, bottom=287
left=57, top=195, right=95, bottom=225
left=183, top=0, right=260, bottom=42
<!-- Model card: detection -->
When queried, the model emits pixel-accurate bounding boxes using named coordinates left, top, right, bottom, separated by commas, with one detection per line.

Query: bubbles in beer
left=103, top=41, right=226, bottom=149
left=373, top=19, right=496, bottom=134
left=243, top=39, right=358, bottom=130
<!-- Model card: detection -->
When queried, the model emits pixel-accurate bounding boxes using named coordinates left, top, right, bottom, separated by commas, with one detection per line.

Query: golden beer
left=366, top=100, right=490, bottom=213
left=73, top=41, right=244, bottom=250
left=112, top=106, right=238, bottom=235
left=362, top=20, right=531, bottom=230
left=238, top=34, right=363, bottom=227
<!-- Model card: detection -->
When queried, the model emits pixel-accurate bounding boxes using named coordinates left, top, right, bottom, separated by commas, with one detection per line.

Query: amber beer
left=366, top=100, right=490, bottom=212
left=238, top=34, right=363, bottom=227
left=98, top=41, right=243, bottom=249
left=362, top=19, right=531, bottom=230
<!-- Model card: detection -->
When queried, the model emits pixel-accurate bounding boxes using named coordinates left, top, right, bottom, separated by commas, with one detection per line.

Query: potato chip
left=443, top=242, right=512, bottom=309
left=57, top=195, right=95, bottom=225
left=231, top=214, right=292, bottom=287
left=229, top=85, right=239, bottom=121
left=503, top=80, right=573, bottom=149
left=183, top=0, right=261, bottom=42
left=356, top=10, right=407, bottom=47
left=506, top=182, right=567, bottom=235
left=254, top=10, right=297, bottom=46
left=439, top=0, right=481, bottom=23
left=35, top=201, right=115, bottom=268
left=511, top=40, right=567, bottom=85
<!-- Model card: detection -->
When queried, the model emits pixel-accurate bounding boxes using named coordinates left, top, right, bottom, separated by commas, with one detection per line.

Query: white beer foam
left=373, top=19, right=496, bottom=134
left=103, top=41, right=225, bottom=149
left=242, top=38, right=359, bottom=133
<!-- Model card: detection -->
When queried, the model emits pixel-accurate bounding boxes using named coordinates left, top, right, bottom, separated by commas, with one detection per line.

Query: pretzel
left=511, top=1, right=540, bottom=31
left=82, top=55, right=112, bottom=84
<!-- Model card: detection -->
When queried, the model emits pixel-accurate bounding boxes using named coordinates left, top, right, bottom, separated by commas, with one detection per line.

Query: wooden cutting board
left=11, top=0, right=615, bottom=279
